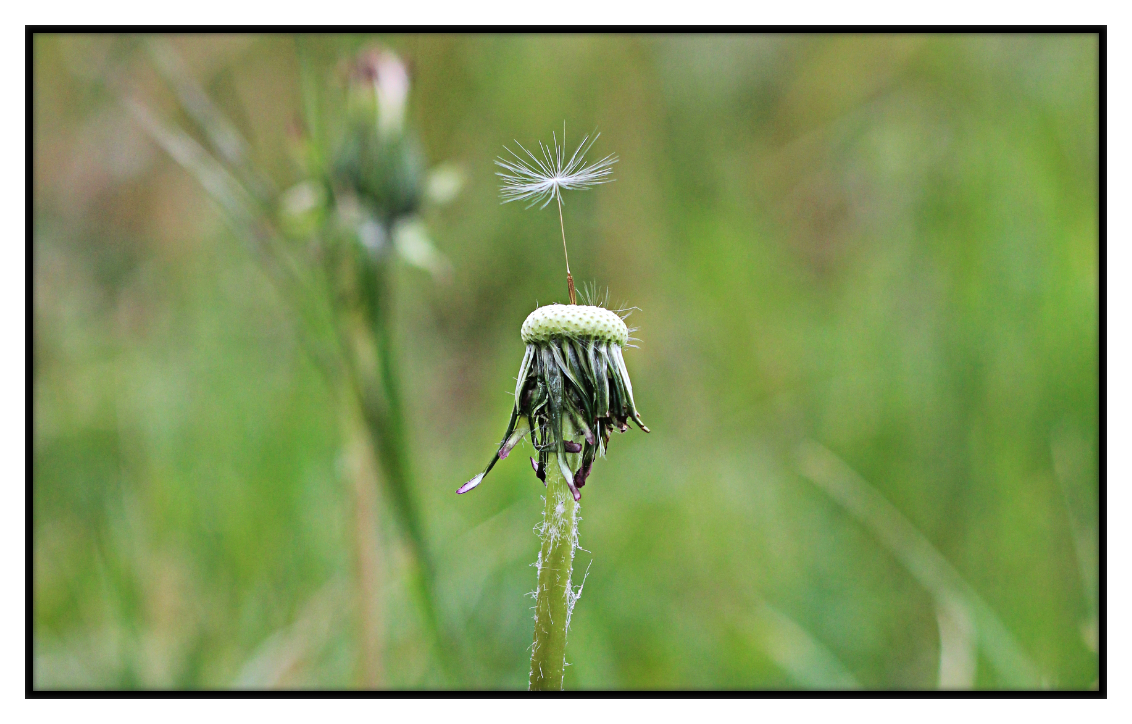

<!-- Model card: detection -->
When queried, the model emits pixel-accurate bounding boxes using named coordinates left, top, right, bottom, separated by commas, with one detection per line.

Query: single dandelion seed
left=495, top=125, right=618, bottom=304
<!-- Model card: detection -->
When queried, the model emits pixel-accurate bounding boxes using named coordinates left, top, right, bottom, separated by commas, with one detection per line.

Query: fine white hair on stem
left=495, top=127, right=618, bottom=209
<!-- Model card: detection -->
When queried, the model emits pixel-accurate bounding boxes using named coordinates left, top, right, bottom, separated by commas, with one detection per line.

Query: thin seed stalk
left=556, top=195, right=576, bottom=305
left=529, top=459, right=580, bottom=691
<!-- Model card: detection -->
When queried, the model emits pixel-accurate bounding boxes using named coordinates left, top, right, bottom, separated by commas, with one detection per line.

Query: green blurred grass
left=33, top=33, right=1098, bottom=689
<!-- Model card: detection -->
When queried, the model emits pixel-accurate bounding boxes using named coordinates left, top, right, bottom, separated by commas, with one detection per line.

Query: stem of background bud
left=337, top=255, right=456, bottom=684
left=340, top=401, right=386, bottom=688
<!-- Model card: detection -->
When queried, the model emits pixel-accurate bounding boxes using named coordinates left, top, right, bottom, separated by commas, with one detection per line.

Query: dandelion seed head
left=495, top=126, right=618, bottom=209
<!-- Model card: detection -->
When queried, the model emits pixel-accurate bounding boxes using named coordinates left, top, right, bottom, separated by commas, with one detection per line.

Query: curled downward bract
left=458, top=304, right=648, bottom=500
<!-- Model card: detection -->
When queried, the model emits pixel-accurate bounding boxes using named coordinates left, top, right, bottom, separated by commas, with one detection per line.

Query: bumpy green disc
left=520, top=304, right=628, bottom=346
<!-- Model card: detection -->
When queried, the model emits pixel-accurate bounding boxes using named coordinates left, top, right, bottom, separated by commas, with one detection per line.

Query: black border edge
left=26, top=23, right=36, bottom=701
left=1095, top=23, right=1106, bottom=701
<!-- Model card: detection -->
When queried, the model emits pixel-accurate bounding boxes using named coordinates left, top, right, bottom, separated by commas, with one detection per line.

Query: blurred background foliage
left=32, top=33, right=1098, bottom=690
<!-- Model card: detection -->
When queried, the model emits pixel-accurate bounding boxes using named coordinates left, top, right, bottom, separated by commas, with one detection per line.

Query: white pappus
left=495, top=127, right=618, bottom=209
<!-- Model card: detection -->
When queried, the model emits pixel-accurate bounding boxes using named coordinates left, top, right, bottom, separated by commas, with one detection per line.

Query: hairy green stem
left=529, top=461, right=580, bottom=691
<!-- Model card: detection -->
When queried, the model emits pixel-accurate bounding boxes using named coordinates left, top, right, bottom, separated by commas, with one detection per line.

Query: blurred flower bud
left=278, top=180, right=327, bottom=238
left=285, top=114, right=318, bottom=177
left=393, top=216, right=452, bottom=281
left=348, top=47, right=410, bottom=142
left=333, top=46, right=425, bottom=222
left=424, top=163, right=465, bottom=206
left=375, top=52, right=410, bottom=142
left=358, top=218, right=388, bottom=256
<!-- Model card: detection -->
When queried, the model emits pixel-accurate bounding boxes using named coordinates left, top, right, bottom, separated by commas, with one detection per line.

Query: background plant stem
left=361, top=256, right=456, bottom=682
left=340, top=402, right=386, bottom=688
left=529, top=462, right=579, bottom=691
left=333, top=293, right=453, bottom=683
